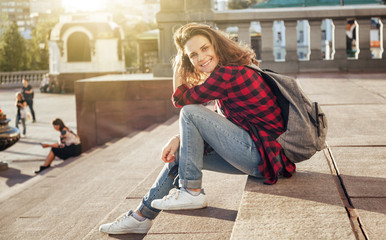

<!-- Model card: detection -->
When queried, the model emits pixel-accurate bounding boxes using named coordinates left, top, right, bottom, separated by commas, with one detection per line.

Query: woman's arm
left=161, top=135, right=180, bottom=163
left=42, top=143, right=59, bottom=148
left=172, top=67, right=229, bottom=108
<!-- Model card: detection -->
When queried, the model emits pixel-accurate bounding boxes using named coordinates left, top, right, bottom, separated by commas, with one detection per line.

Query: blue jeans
left=15, top=114, right=26, bottom=135
left=26, top=99, right=36, bottom=121
left=137, top=104, right=262, bottom=219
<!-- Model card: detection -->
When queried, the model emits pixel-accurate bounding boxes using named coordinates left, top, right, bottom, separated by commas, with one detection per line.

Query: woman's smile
left=184, top=35, right=219, bottom=74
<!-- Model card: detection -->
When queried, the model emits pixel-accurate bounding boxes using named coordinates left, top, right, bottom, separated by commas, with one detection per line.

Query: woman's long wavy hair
left=173, top=22, right=259, bottom=86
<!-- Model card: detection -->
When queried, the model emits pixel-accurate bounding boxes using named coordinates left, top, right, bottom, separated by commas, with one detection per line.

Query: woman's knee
left=180, top=104, right=208, bottom=120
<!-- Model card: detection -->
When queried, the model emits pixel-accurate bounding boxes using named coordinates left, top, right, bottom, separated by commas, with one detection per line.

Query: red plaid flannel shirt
left=172, top=66, right=296, bottom=184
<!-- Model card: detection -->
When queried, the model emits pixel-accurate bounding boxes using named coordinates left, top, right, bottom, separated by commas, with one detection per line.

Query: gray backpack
left=247, top=64, right=328, bottom=163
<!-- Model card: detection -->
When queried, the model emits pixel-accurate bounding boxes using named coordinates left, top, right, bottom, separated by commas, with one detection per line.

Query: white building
left=48, top=12, right=125, bottom=92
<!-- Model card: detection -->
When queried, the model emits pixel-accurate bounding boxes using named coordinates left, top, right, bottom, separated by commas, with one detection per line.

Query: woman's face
left=184, top=35, right=219, bottom=74
left=53, top=124, right=60, bottom=131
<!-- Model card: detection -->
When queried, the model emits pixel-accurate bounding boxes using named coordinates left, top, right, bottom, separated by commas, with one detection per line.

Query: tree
left=228, top=0, right=262, bottom=9
left=117, top=18, right=157, bottom=68
left=28, top=19, right=58, bottom=70
left=0, top=21, right=28, bottom=71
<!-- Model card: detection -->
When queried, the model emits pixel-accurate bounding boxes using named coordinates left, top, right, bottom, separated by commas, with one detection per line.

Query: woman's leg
left=15, top=114, right=20, bottom=129
left=178, top=104, right=262, bottom=190
left=21, top=118, right=26, bottom=135
left=43, top=150, right=55, bottom=167
left=136, top=160, right=179, bottom=219
left=27, top=100, right=36, bottom=121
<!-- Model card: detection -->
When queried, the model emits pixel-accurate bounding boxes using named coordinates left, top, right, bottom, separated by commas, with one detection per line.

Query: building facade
left=0, top=0, right=31, bottom=38
left=49, top=12, right=126, bottom=92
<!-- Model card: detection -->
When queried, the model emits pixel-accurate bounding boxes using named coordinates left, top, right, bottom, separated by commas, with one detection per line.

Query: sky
left=61, top=0, right=107, bottom=12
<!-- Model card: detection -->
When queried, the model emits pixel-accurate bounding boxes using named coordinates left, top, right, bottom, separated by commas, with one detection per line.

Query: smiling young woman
left=99, top=22, right=296, bottom=235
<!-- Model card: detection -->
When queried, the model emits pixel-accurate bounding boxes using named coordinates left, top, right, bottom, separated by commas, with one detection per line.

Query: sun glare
left=62, top=0, right=107, bottom=12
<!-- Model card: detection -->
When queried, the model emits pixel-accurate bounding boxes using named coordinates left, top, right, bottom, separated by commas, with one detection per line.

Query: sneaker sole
left=152, top=202, right=208, bottom=210
left=100, top=227, right=149, bottom=234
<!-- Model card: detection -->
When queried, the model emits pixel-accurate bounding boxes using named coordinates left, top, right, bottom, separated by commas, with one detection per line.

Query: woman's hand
left=173, top=64, right=185, bottom=91
left=41, top=143, right=50, bottom=148
left=161, top=135, right=180, bottom=163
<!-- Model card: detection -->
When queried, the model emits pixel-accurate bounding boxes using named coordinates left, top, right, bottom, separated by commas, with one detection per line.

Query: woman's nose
left=197, top=52, right=203, bottom=62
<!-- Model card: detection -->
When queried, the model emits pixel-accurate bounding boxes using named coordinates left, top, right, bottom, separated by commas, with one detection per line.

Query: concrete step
left=230, top=151, right=356, bottom=240
left=0, top=116, right=179, bottom=240
left=144, top=172, right=247, bottom=240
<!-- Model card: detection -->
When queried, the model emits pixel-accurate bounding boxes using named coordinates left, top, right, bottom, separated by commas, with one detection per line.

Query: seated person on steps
left=35, top=118, right=81, bottom=174
left=99, top=22, right=296, bottom=235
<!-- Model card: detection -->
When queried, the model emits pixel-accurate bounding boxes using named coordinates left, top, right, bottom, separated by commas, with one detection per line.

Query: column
left=154, top=0, right=214, bottom=77
left=260, top=21, right=274, bottom=62
left=332, top=19, right=347, bottom=60
left=309, top=20, right=323, bottom=60
left=237, top=23, right=251, bottom=47
left=285, top=20, right=298, bottom=61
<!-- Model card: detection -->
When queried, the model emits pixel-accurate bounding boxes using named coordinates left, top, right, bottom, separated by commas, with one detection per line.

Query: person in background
left=21, top=78, right=36, bottom=122
left=15, top=92, right=27, bottom=135
left=40, top=74, right=50, bottom=93
left=35, top=118, right=81, bottom=174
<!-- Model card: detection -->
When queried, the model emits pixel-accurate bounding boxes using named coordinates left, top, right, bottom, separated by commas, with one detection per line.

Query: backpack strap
left=246, top=64, right=290, bottom=128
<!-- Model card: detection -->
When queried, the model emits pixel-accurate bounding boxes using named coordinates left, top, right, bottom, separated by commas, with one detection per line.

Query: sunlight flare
left=62, top=0, right=107, bottom=12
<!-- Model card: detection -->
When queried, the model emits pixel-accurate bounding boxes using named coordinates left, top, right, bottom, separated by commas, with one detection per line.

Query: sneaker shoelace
left=162, top=188, right=180, bottom=201
left=114, top=211, right=131, bottom=224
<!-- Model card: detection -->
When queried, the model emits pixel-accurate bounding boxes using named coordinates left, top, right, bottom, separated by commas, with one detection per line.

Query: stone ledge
left=75, top=74, right=179, bottom=152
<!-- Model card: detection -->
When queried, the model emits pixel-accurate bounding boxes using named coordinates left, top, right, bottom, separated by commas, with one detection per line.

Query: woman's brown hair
left=173, top=22, right=259, bottom=86
left=52, top=118, right=67, bottom=131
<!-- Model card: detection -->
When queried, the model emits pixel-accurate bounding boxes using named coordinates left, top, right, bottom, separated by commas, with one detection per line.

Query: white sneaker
left=151, top=188, right=208, bottom=210
left=99, top=210, right=152, bottom=234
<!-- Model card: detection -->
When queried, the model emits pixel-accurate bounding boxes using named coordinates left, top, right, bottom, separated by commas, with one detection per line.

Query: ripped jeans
left=137, top=104, right=262, bottom=219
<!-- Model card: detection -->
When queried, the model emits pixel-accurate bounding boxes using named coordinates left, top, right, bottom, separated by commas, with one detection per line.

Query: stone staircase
left=0, top=111, right=378, bottom=239
left=0, top=116, right=247, bottom=240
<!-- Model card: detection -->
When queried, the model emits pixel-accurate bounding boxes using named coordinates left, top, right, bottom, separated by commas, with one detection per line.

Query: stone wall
left=75, top=74, right=178, bottom=152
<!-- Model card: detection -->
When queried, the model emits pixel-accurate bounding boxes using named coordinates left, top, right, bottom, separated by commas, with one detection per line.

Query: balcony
left=155, top=2, right=386, bottom=75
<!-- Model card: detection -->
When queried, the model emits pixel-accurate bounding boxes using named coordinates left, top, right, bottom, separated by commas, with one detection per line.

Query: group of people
left=14, top=78, right=82, bottom=174
left=15, top=78, right=36, bottom=135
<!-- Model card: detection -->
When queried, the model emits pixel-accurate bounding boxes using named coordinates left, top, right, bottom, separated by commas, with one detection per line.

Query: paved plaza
left=0, top=72, right=385, bottom=239
left=0, top=88, right=77, bottom=195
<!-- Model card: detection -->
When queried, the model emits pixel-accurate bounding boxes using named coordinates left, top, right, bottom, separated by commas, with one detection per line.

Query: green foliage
left=0, top=22, right=28, bottom=71
left=113, top=15, right=157, bottom=68
left=28, top=19, right=58, bottom=70
left=228, top=0, right=262, bottom=9
left=0, top=17, right=57, bottom=71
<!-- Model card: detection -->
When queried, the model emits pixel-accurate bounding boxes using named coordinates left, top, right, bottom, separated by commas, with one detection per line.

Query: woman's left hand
left=161, top=135, right=180, bottom=163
